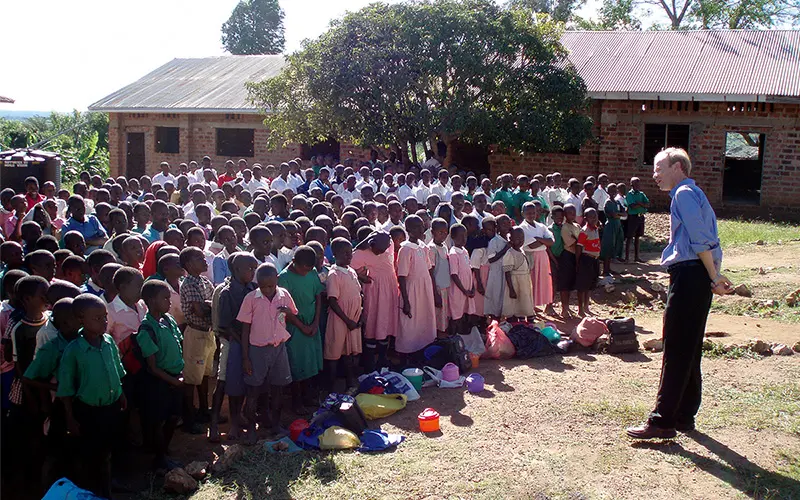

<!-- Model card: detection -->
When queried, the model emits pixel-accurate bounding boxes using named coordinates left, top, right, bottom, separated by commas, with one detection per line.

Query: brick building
left=89, top=30, right=800, bottom=215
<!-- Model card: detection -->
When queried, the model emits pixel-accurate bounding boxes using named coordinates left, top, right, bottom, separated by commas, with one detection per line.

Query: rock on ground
left=185, top=461, right=209, bottom=480
left=734, top=284, right=753, bottom=297
left=213, top=444, right=245, bottom=472
left=164, top=468, right=198, bottom=494
left=771, top=343, right=793, bottom=356
left=746, top=339, right=771, bottom=355
left=642, top=338, right=663, bottom=352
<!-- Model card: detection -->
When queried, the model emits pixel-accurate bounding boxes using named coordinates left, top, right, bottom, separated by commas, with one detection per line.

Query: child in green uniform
left=625, top=177, right=650, bottom=263
left=600, top=183, right=626, bottom=276
left=23, top=298, right=80, bottom=492
left=137, top=280, right=184, bottom=471
left=278, top=246, right=324, bottom=414
left=57, top=293, right=127, bottom=499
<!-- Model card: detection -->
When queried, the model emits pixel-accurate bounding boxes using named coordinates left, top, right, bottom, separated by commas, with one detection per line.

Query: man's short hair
left=657, top=147, right=692, bottom=176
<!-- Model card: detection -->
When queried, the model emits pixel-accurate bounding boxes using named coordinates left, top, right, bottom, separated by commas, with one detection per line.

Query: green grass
left=701, top=382, right=800, bottom=434
left=718, top=219, right=800, bottom=248
left=579, top=399, right=651, bottom=426
left=702, top=341, right=763, bottom=360
left=710, top=297, right=800, bottom=324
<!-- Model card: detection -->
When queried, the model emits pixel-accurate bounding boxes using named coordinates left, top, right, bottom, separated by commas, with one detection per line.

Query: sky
left=1, top=0, right=602, bottom=112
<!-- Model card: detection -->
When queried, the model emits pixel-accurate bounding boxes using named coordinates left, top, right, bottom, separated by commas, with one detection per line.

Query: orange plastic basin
left=418, top=408, right=440, bottom=433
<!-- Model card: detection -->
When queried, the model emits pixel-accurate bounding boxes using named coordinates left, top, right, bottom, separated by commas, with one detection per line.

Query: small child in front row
left=136, top=280, right=184, bottom=471
left=212, top=253, right=257, bottom=442
left=277, top=247, right=324, bottom=414
left=324, top=238, right=364, bottom=391
left=351, top=231, right=397, bottom=373
left=502, top=227, right=535, bottom=321
left=429, top=218, right=450, bottom=336
left=576, top=208, right=601, bottom=317
left=239, top=263, right=298, bottom=443
left=57, top=294, right=126, bottom=499
left=448, top=224, right=475, bottom=335
left=396, top=216, right=437, bottom=357
left=22, top=298, right=80, bottom=492
left=470, top=216, right=495, bottom=320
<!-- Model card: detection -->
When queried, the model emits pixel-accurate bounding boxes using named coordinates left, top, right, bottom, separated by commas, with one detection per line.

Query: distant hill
left=0, top=110, right=50, bottom=121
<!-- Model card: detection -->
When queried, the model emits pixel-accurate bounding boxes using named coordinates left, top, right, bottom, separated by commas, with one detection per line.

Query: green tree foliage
left=577, top=0, right=798, bottom=30
left=221, top=0, right=285, bottom=55
left=575, top=0, right=642, bottom=30
left=507, top=0, right=587, bottom=22
left=689, top=0, right=800, bottom=29
left=248, top=0, right=592, bottom=160
left=0, top=111, right=109, bottom=186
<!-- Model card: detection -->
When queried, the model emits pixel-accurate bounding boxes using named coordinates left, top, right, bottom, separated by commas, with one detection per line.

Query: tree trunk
left=410, top=141, right=418, bottom=165
left=443, top=136, right=456, bottom=169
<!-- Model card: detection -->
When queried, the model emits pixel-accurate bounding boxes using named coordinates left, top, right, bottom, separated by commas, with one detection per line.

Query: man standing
left=627, top=148, right=732, bottom=440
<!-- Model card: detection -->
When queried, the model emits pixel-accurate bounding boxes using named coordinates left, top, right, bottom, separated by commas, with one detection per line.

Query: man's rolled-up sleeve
left=674, top=189, right=717, bottom=255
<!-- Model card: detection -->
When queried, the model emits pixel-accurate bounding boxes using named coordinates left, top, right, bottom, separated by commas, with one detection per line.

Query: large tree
left=575, top=0, right=642, bottom=30
left=576, top=0, right=798, bottom=29
left=507, top=0, right=587, bottom=22
left=248, top=0, right=592, bottom=164
left=221, top=0, right=285, bottom=55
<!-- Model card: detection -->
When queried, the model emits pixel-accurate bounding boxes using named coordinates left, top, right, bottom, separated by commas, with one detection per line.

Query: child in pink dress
left=470, top=217, right=495, bottom=318
left=448, top=224, right=475, bottom=335
left=396, top=216, right=436, bottom=355
left=351, top=231, right=398, bottom=372
left=428, top=218, right=450, bottom=336
left=324, top=238, right=364, bottom=390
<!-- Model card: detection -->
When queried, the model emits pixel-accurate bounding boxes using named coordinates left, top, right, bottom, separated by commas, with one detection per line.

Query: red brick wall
left=108, top=102, right=800, bottom=215
left=489, top=100, right=800, bottom=213
left=108, top=112, right=301, bottom=178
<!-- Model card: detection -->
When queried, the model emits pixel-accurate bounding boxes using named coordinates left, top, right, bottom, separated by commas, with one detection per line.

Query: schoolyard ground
left=127, top=214, right=800, bottom=500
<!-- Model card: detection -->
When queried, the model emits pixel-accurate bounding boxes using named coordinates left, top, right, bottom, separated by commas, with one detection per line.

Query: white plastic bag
left=379, top=368, right=420, bottom=401
left=460, top=327, right=486, bottom=356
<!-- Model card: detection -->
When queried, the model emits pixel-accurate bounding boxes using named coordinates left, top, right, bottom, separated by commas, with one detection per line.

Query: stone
left=771, top=344, right=793, bottom=356
left=604, top=284, right=615, bottom=293
left=785, top=288, right=800, bottom=307
left=761, top=300, right=778, bottom=308
left=213, top=444, right=245, bottom=472
left=746, top=339, right=771, bottom=355
left=755, top=240, right=765, bottom=245
left=758, top=267, right=766, bottom=275
left=650, top=282, right=664, bottom=293
left=705, top=331, right=727, bottom=338
left=185, top=461, right=209, bottom=480
left=793, top=341, right=800, bottom=353
left=734, top=284, right=752, bottom=297
left=724, top=343, right=740, bottom=353
left=164, top=468, right=198, bottom=494
left=642, top=338, right=663, bottom=352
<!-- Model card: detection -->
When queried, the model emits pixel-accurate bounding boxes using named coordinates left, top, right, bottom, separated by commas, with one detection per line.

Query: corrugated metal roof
left=88, top=55, right=287, bottom=113
left=560, top=30, right=800, bottom=101
left=89, top=30, right=800, bottom=112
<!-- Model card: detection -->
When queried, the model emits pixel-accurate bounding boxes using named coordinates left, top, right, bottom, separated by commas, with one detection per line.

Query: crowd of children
left=0, top=157, right=648, bottom=497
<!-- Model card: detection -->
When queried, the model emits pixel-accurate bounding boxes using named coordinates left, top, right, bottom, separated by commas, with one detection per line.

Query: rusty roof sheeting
left=88, top=55, right=287, bottom=113
left=560, top=30, right=800, bottom=101
left=89, top=31, right=800, bottom=112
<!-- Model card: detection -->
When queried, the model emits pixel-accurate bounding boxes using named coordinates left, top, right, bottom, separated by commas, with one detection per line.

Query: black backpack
left=432, top=336, right=472, bottom=374
left=606, top=317, right=639, bottom=354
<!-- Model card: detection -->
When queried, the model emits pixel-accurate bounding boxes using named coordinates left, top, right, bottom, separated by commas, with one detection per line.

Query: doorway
left=126, top=132, right=145, bottom=180
left=300, top=138, right=341, bottom=163
left=723, top=132, right=764, bottom=205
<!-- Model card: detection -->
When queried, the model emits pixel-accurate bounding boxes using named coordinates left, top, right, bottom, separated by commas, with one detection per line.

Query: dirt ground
left=9, top=230, right=796, bottom=500
left=103, top=243, right=800, bottom=500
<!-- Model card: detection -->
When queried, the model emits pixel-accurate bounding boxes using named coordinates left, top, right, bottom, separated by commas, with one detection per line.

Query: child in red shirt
left=576, top=208, right=601, bottom=317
